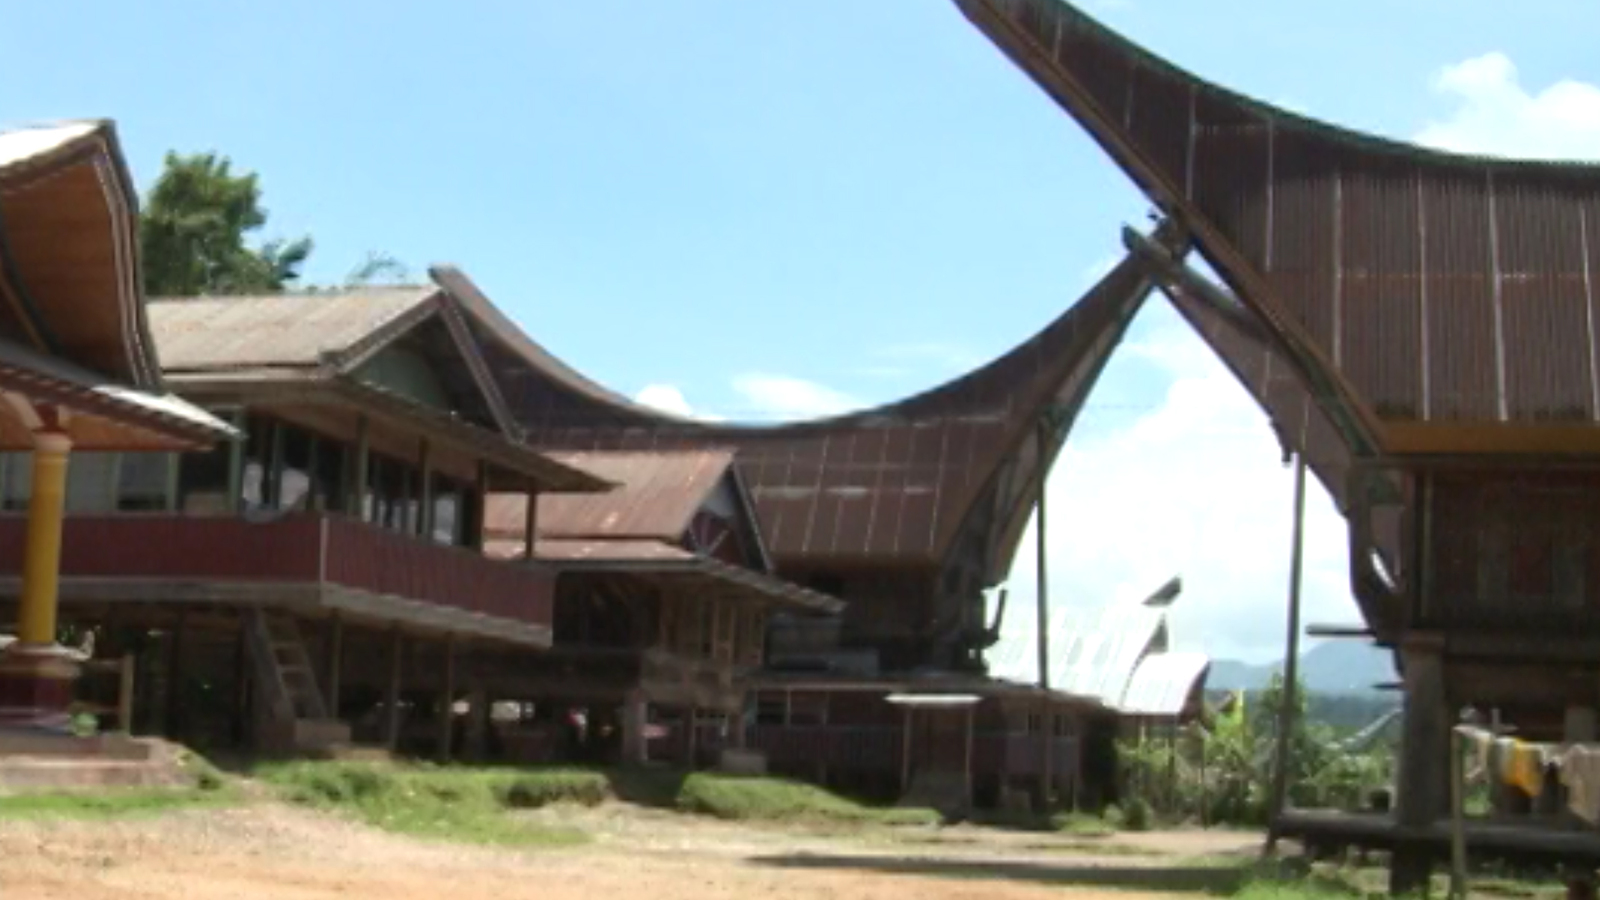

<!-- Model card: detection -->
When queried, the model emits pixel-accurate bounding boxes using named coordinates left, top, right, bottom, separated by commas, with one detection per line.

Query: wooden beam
left=1306, top=623, right=1374, bottom=639
left=522, top=488, right=537, bottom=561
left=438, top=635, right=456, bottom=763
left=325, top=614, right=343, bottom=718
left=1385, top=422, right=1600, bottom=456
left=384, top=627, right=403, bottom=752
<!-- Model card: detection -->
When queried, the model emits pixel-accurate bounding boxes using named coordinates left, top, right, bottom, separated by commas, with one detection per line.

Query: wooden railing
left=323, top=516, right=553, bottom=625
left=0, top=513, right=554, bottom=630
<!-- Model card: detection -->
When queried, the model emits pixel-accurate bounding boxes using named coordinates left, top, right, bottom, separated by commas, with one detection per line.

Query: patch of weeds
left=255, top=761, right=587, bottom=847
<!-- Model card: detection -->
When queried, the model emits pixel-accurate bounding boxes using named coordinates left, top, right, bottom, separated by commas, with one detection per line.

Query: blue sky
left=8, top=0, right=1600, bottom=661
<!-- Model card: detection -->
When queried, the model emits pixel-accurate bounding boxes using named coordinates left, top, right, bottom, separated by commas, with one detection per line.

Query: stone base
left=0, top=643, right=80, bottom=733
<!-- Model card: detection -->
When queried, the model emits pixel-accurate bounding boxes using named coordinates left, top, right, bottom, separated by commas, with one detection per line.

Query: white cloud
left=997, top=305, right=1356, bottom=667
left=634, top=384, right=695, bottom=416
left=1415, top=52, right=1600, bottom=160
left=632, top=384, right=726, bottom=422
left=730, top=373, right=860, bottom=420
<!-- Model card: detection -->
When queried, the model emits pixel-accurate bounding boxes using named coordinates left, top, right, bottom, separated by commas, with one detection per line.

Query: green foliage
left=140, top=151, right=314, bottom=296
left=1120, top=675, right=1396, bottom=827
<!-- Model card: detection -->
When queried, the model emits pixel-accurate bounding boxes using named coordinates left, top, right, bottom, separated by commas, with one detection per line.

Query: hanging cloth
left=1560, top=745, right=1600, bottom=824
left=1508, top=741, right=1547, bottom=798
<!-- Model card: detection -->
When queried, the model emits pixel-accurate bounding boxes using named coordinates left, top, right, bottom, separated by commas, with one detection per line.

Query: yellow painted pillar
left=16, top=431, right=72, bottom=646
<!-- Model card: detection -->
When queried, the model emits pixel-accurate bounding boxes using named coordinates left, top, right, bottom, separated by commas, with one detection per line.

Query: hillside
left=1208, top=640, right=1396, bottom=695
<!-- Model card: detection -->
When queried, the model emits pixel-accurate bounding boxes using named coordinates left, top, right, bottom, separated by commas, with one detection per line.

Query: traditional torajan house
left=481, top=450, right=842, bottom=768
left=0, top=272, right=613, bottom=757
left=426, top=239, right=1169, bottom=809
left=953, top=0, right=1600, bottom=886
left=0, top=120, right=237, bottom=734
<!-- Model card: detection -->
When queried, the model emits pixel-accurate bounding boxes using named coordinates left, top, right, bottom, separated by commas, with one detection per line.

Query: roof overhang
left=0, top=335, right=237, bottom=450
left=491, top=537, right=845, bottom=614
left=167, top=373, right=610, bottom=493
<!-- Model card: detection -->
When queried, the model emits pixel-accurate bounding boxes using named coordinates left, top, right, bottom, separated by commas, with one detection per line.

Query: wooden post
left=384, top=627, right=403, bottom=752
left=225, top=410, right=245, bottom=513
left=417, top=439, right=433, bottom=539
left=117, top=653, right=136, bottom=733
left=465, top=684, right=488, bottom=762
left=686, top=706, right=699, bottom=769
left=1266, top=450, right=1308, bottom=853
left=900, top=706, right=914, bottom=793
left=1449, top=723, right=1468, bottom=900
left=324, top=615, right=343, bottom=719
left=964, top=705, right=976, bottom=812
left=523, top=488, right=538, bottom=561
left=350, top=415, right=369, bottom=518
left=438, top=636, right=457, bottom=762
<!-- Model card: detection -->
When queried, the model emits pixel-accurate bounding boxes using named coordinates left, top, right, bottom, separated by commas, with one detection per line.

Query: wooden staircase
left=244, top=607, right=349, bottom=755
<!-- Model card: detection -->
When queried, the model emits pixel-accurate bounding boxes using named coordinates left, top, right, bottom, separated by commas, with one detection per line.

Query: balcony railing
left=0, top=513, right=554, bottom=630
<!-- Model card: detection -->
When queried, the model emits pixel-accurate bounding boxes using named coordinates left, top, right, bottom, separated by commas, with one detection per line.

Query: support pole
left=1035, top=422, right=1054, bottom=806
left=1265, top=450, right=1308, bottom=853
left=0, top=431, right=79, bottom=730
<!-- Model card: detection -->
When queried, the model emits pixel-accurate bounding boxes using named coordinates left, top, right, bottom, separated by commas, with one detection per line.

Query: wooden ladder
left=244, top=606, right=329, bottom=722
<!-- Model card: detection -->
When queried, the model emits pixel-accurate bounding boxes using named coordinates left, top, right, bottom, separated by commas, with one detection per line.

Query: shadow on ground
left=749, top=854, right=1254, bottom=894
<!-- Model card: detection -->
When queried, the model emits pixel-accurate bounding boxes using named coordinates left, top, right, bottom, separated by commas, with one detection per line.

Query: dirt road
left=0, top=802, right=1262, bottom=900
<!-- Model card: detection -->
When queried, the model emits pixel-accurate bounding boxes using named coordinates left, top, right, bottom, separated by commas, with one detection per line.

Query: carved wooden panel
left=1427, top=470, right=1600, bottom=630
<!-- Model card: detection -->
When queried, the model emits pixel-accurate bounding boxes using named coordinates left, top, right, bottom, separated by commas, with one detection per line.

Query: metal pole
left=1035, top=422, right=1054, bottom=806
left=1036, top=421, right=1050, bottom=693
left=1265, top=450, right=1309, bottom=853
left=1449, top=724, right=1469, bottom=900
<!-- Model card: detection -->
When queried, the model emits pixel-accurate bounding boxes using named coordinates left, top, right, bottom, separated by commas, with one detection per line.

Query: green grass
left=674, top=771, right=939, bottom=826
left=254, top=761, right=589, bottom=847
left=255, top=761, right=939, bottom=843
left=0, top=784, right=236, bottom=820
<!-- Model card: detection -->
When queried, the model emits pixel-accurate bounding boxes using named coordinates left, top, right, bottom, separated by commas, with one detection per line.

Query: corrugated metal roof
left=459, top=253, right=1154, bottom=568
left=484, top=536, right=842, bottom=613
left=484, top=450, right=736, bottom=542
left=1121, top=652, right=1210, bottom=718
left=957, top=0, right=1600, bottom=432
left=147, top=287, right=437, bottom=373
left=0, top=334, right=236, bottom=450
left=987, top=579, right=1207, bottom=717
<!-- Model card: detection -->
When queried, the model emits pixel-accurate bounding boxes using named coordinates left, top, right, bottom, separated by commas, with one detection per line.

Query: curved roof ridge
left=434, top=260, right=1148, bottom=434
left=955, top=0, right=1600, bottom=173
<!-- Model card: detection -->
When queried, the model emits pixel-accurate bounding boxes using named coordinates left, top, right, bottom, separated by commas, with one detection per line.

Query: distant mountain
left=1208, top=640, right=1396, bottom=695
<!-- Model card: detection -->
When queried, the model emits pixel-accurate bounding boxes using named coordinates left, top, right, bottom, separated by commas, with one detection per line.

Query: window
left=0, top=452, right=30, bottom=512
left=116, top=453, right=171, bottom=511
left=177, top=442, right=229, bottom=513
left=431, top=477, right=464, bottom=546
left=278, top=425, right=314, bottom=512
left=312, top=436, right=346, bottom=513
left=65, top=453, right=118, bottom=513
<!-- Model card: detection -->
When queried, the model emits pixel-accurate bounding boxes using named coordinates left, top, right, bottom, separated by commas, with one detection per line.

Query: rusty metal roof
left=452, top=253, right=1155, bottom=570
left=147, top=287, right=438, bottom=374
left=484, top=537, right=843, bottom=613
left=956, top=0, right=1600, bottom=442
left=483, top=449, right=737, bottom=541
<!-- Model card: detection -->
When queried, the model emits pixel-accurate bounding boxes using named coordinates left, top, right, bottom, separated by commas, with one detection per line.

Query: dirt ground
left=0, top=801, right=1264, bottom=900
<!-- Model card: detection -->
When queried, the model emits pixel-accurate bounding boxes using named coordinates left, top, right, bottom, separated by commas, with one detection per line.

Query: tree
left=344, top=251, right=413, bottom=287
left=140, top=151, right=314, bottom=296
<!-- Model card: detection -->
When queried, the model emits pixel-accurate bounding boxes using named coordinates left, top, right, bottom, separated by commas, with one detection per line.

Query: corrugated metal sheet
left=957, top=0, right=1600, bottom=430
left=1121, top=651, right=1210, bottom=717
left=483, top=449, right=736, bottom=542
left=986, top=583, right=1206, bottom=716
left=0, top=121, right=98, bottom=174
left=462, top=253, right=1155, bottom=567
left=484, top=537, right=842, bottom=613
left=148, top=288, right=436, bottom=373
